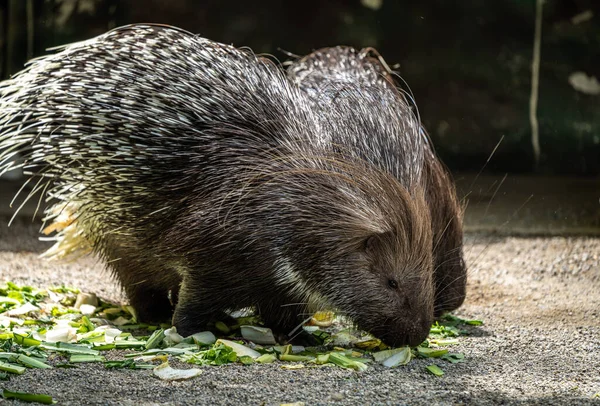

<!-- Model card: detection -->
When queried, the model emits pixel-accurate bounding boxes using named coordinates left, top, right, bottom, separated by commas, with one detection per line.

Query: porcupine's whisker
left=287, top=315, right=315, bottom=339
left=484, top=173, right=508, bottom=219
left=279, top=302, right=310, bottom=308
left=433, top=270, right=467, bottom=300
left=464, top=193, right=535, bottom=272
left=465, top=134, right=505, bottom=199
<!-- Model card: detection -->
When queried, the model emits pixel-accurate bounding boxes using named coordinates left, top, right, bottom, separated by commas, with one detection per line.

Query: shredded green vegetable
left=2, top=389, right=54, bottom=404
left=426, top=364, right=444, bottom=376
left=0, top=280, right=482, bottom=385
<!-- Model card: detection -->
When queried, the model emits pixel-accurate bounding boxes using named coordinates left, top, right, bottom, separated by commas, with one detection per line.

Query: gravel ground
left=0, top=215, right=598, bottom=405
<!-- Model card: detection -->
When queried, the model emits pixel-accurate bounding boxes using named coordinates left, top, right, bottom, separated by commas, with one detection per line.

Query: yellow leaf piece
left=309, top=311, right=334, bottom=327
left=280, top=364, right=305, bottom=370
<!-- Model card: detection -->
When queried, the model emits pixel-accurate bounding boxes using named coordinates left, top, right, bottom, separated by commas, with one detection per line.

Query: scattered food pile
left=0, top=282, right=482, bottom=404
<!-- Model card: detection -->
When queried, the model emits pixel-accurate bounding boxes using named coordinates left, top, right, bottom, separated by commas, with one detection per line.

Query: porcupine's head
left=248, top=153, right=435, bottom=347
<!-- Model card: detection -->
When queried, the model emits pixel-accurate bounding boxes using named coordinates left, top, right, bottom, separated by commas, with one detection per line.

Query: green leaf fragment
left=314, top=354, right=330, bottom=365
left=145, top=328, right=165, bottom=349
left=0, top=361, right=26, bottom=374
left=354, top=338, right=386, bottom=351
left=337, top=355, right=371, bottom=364
left=309, top=330, right=330, bottom=344
left=172, top=342, right=198, bottom=350
left=214, top=321, right=230, bottom=334
left=272, top=345, right=291, bottom=355
left=279, top=354, right=314, bottom=362
left=49, top=285, right=80, bottom=294
left=441, top=353, right=465, bottom=363
left=0, top=353, right=17, bottom=362
left=0, top=296, right=21, bottom=307
left=429, top=323, right=461, bottom=337
left=417, top=347, right=449, bottom=358
left=442, top=314, right=483, bottom=326
left=127, top=347, right=191, bottom=357
left=256, top=353, right=277, bottom=364
left=331, top=329, right=359, bottom=347
left=17, top=347, right=48, bottom=360
left=41, top=342, right=99, bottom=355
left=2, top=389, right=54, bottom=404
left=13, top=333, right=41, bottom=347
left=80, top=316, right=95, bottom=332
left=23, top=319, right=50, bottom=326
left=280, top=364, right=305, bottom=370
left=429, top=338, right=459, bottom=346
left=92, top=343, right=115, bottom=351
left=163, top=327, right=184, bottom=345
left=328, top=352, right=368, bottom=371
left=104, top=359, right=154, bottom=369
left=17, top=354, right=52, bottom=369
left=239, top=355, right=255, bottom=365
left=114, top=339, right=146, bottom=349
left=372, top=347, right=408, bottom=363
left=181, top=343, right=238, bottom=366
left=215, top=339, right=260, bottom=359
left=69, top=354, right=105, bottom=363
left=426, top=364, right=444, bottom=376
left=78, top=331, right=106, bottom=344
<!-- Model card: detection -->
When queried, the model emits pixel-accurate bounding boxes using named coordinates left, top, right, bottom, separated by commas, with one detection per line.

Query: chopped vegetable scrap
left=0, top=281, right=483, bottom=389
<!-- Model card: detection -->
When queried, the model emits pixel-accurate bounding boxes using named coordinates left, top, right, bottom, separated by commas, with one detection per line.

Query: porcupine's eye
left=387, top=279, right=399, bottom=289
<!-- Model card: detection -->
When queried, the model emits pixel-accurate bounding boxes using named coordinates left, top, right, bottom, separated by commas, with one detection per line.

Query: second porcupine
left=0, top=24, right=434, bottom=346
left=286, top=46, right=467, bottom=316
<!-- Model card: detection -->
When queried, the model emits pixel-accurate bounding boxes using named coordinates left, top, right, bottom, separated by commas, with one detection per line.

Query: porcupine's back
left=287, top=47, right=424, bottom=188
left=0, top=24, right=319, bottom=259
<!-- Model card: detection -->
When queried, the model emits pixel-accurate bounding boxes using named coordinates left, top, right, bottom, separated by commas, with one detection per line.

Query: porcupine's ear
left=363, top=231, right=393, bottom=257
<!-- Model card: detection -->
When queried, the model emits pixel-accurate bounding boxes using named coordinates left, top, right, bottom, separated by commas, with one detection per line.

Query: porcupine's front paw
left=128, top=287, right=176, bottom=324
left=171, top=303, right=213, bottom=338
left=170, top=278, right=225, bottom=337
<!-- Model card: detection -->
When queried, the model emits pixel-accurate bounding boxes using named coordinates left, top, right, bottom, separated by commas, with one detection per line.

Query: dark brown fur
left=421, top=151, right=466, bottom=315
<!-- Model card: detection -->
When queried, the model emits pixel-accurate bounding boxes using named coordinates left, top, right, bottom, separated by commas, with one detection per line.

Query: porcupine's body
left=286, top=46, right=467, bottom=316
left=0, top=25, right=434, bottom=346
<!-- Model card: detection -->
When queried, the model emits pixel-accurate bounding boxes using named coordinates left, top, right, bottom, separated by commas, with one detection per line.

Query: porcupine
left=0, top=24, right=434, bottom=346
left=286, top=46, right=467, bottom=316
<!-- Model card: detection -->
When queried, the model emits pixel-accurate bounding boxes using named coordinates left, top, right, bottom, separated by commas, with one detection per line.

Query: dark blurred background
left=0, top=0, right=599, bottom=234
left=1, top=0, right=598, bottom=176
